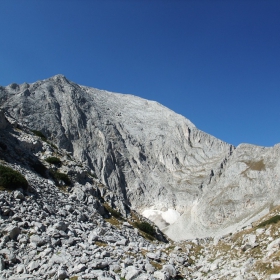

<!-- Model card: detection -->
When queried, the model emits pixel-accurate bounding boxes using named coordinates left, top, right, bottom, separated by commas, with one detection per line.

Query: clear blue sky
left=1, top=0, right=279, bottom=147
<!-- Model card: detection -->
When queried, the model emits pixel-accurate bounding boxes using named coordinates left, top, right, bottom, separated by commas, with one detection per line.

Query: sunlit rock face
left=1, top=75, right=279, bottom=240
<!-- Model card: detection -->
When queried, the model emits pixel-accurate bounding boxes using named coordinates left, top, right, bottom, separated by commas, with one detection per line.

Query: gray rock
left=27, top=261, right=40, bottom=272
left=116, top=238, right=128, bottom=246
left=144, top=263, right=155, bottom=273
left=16, top=264, right=25, bottom=274
left=13, top=190, right=24, bottom=200
left=146, top=253, right=160, bottom=261
left=125, top=266, right=141, bottom=280
left=30, top=234, right=46, bottom=246
left=154, top=271, right=169, bottom=280
left=71, top=264, right=87, bottom=273
left=5, top=225, right=20, bottom=240
left=0, top=256, right=5, bottom=271
left=57, top=267, right=69, bottom=279
left=162, top=264, right=176, bottom=277
left=53, top=221, right=68, bottom=232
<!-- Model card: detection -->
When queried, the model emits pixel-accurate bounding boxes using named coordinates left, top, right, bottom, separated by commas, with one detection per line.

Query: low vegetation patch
left=105, top=217, right=121, bottom=228
left=50, top=170, right=71, bottom=186
left=30, top=160, right=48, bottom=178
left=104, top=203, right=122, bottom=219
left=31, top=130, right=47, bottom=141
left=55, top=172, right=71, bottom=185
left=0, top=165, right=28, bottom=190
left=135, top=221, right=155, bottom=236
left=257, top=215, right=280, bottom=228
left=45, top=157, right=61, bottom=165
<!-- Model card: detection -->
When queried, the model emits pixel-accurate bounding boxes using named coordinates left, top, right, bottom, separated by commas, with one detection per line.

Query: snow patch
left=142, top=208, right=181, bottom=227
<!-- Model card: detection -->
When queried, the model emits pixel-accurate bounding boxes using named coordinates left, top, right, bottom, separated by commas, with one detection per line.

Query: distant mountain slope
left=1, top=75, right=279, bottom=240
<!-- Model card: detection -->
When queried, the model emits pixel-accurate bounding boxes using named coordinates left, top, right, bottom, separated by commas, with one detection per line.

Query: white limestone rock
left=1, top=75, right=280, bottom=243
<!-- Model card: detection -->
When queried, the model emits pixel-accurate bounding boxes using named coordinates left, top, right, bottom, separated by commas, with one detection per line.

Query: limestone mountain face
left=0, top=75, right=279, bottom=241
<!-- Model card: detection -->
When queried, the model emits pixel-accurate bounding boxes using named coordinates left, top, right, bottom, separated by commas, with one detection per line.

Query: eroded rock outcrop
left=1, top=75, right=279, bottom=241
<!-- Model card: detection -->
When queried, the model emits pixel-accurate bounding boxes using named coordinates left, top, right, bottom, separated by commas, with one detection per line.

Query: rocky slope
left=0, top=110, right=171, bottom=280
left=0, top=75, right=279, bottom=242
left=0, top=111, right=280, bottom=279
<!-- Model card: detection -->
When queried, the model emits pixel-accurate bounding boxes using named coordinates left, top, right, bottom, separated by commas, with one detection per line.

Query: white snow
left=142, top=208, right=181, bottom=226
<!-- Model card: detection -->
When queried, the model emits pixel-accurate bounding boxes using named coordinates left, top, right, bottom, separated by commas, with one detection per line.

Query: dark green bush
left=135, top=221, right=155, bottom=236
left=10, top=83, right=18, bottom=90
left=30, top=160, right=47, bottom=178
left=45, top=157, right=61, bottom=165
left=47, top=141, right=58, bottom=150
left=0, top=165, right=28, bottom=190
left=257, top=215, right=280, bottom=228
left=31, top=130, right=47, bottom=141
left=50, top=170, right=71, bottom=186
left=104, top=204, right=122, bottom=218
left=0, top=142, right=7, bottom=151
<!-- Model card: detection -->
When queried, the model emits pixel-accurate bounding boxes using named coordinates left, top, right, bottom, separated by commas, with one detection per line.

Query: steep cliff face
left=164, top=143, right=280, bottom=240
left=1, top=75, right=279, bottom=240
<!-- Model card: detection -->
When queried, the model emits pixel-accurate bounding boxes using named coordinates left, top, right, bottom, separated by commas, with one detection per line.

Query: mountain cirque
left=0, top=76, right=280, bottom=279
left=1, top=75, right=280, bottom=241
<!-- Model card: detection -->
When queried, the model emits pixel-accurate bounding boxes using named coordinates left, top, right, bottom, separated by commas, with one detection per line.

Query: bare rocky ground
left=0, top=99, right=280, bottom=280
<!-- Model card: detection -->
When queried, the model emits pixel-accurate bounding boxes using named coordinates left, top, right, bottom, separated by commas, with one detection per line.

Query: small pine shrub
left=0, top=142, right=7, bottom=150
left=135, top=221, right=155, bottom=236
left=104, top=203, right=122, bottom=218
left=47, top=141, right=58, bottom=150
left=31, top=130, right=47, bottom=141
left=10, top=83, right=18, bottom=90
left=50, top=170, right=71, bottom=186
left=258, top=215, right=280, bottom=228
left=0, top=165, right=28, bottom=190
left=45, top=157, right=61, bottom=165
left=30, top=160, right=47, bottom=178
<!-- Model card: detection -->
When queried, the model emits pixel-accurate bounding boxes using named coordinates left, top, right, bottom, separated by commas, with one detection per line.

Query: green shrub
left=47, top=141, right=58, bottom=150
left=10, top=83, right=18, bottom=90
left=257, top=215, right=280, bottom=228
left=0, top=142, right=7, bottom=151
left=0, top=165, right=28, bottom=190
left=31, top=130, right=47, bottom=141
left=30, top=160, right=47, bottom=178
left=50, top=170, right=71, bottom=186
left=45, top=157, right=61, bottom=165
left=104, top=203, right=122, bottom=218
left=135, top=221, right=155, bottom=236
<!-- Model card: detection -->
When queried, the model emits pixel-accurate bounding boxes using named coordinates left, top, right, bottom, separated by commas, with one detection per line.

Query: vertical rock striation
left=1, top=75, right=279, bottom=240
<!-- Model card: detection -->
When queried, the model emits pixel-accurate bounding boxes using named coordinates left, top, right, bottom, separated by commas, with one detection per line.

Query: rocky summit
left=0, top=75, right=279, bottom=279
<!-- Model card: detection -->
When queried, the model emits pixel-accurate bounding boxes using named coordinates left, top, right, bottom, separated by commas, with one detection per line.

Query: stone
left=116, top=238, right=128, bottom=246
left=30, top=234, right=46, bottom=246
left=146, top=253, right=160, bottom=261
left=88, top=232, right=98, bottom=243
left=16, top=264, right=26, bottom=274
left=0, top=256, right=5, bottom=271
left=162, top=264, right=176, bottom=277
left=145, top=263, right=155, bottom=273
left=27, top=261, right=40, bottom=272
left=53, top=221, right=68, bottom=232
left=154, top=271, right=169, bottom=280
left=57, top=267, right=69, bottom=279
left=71, top=264, right=87, bottom=273
left=5, top=226, right=20, bottom=240
left=13, top=190, right=24, bottom=200
left=125, top=266, right=141, bottom=280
